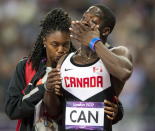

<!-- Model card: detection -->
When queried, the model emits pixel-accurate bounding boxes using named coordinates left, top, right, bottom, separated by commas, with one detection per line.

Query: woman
left=5, top=8, right=74, bottom=131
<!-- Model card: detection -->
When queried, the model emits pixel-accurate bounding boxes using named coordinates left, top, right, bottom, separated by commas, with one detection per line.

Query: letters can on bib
left=65, top=101, right=104, bottom=130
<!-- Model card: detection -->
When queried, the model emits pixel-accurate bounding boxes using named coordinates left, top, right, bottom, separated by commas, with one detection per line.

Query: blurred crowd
left=0, top=0, right=154, bottom=131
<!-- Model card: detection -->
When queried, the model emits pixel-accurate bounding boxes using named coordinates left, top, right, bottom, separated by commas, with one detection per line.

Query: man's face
left=43, top=31, right=70, bottom=66
left=81, top=6, right=103, bottom=29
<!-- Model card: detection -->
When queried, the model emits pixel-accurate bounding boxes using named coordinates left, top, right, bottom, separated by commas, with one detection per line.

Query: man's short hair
left=94, top=4, right=116, bottom=33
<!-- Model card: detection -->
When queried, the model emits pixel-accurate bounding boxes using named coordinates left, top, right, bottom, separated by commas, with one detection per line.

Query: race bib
left=65, top=101, right=104, bottom=130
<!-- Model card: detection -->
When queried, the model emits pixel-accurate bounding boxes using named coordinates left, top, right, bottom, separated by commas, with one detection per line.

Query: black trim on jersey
left=70, top=43, right=112, bottom=67
left=70, top=55, right=100, bottom=67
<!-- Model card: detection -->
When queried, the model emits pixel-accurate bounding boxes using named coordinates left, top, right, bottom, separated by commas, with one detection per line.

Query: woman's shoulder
left=15, top=57, right=29, bottom=70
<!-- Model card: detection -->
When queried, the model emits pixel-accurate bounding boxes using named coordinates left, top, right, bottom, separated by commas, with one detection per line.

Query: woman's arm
left=43, top=66, right=63, bottom=118
left=104, top=98, right=124, bottom=124
left=5, top=59, right=45, bottom=120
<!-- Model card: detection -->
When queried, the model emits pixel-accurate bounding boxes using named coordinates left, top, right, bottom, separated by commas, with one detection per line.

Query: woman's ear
left=102, top=27, right=111, bottom=36
left=43, top=37, right=46, bottom=47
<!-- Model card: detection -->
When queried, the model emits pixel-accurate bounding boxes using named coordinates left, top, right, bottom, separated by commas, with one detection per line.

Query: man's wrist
left=88, top=37, right=101, bottom=51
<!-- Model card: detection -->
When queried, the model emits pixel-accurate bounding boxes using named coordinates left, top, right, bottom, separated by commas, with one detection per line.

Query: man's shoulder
left=110, top=46, right=130, bottom=54
left=110, top=45, right=128, bottom=50
left=110, top=46, right=132, bottom=61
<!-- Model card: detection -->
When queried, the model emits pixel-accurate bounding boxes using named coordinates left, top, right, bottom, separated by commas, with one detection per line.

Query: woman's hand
left=46, top=66, right=62, bottom=96
left=104, top=99, right=118, bottom=120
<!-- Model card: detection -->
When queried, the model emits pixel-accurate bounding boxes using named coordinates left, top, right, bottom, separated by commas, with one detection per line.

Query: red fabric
left=16, top=120, right=22, bottom=131
left=25, top=61, right=36, bottom=89
left=22, top=61, right=36, bottom=95
left=16, top=61, right=36, bottom=131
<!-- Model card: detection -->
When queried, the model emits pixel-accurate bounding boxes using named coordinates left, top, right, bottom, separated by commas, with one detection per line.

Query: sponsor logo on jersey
left=65, top=68, right=73, bottom=71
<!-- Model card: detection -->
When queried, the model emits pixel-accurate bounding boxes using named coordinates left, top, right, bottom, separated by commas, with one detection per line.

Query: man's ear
left=102, top=27, right=111, bottom=36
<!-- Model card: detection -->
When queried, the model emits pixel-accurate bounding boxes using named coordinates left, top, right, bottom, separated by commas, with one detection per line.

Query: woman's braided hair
left=29, top=8, right=74, bottom=71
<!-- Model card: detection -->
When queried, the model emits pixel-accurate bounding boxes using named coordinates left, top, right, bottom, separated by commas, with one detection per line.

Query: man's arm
left=95, top=43, right=133, bottom=82
left=70, top=21, right=133, bottom=82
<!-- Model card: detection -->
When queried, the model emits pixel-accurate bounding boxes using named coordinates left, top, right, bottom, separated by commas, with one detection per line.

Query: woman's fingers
left=47, top=81, right=62, bottom=87
left=104, top=106, right=116, bottom=112
left=104, top=107, right=116, bottom=120
left=46, top=67, right=62, bottom=87
left=104, top=99, right=118, bottom=120
left=47, top=77, right=62, bottom=83
left=54, top=85, right=63, bottom=96
left=106, top=115, right=114, bottom=120
left=48, top=71, right=60, bottom=78
left=104, top=109, right=114, bottom=116
left=104, top=99, right=117, bottom=107
left=55, top=91, right=63, bottom=96
left=104, top=99, right=115, bottom=106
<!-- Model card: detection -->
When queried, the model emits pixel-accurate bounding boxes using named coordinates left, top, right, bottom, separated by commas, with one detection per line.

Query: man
left=59, top=4, right=133, bottom=131
left=70, top=4, right=133, bottom=95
